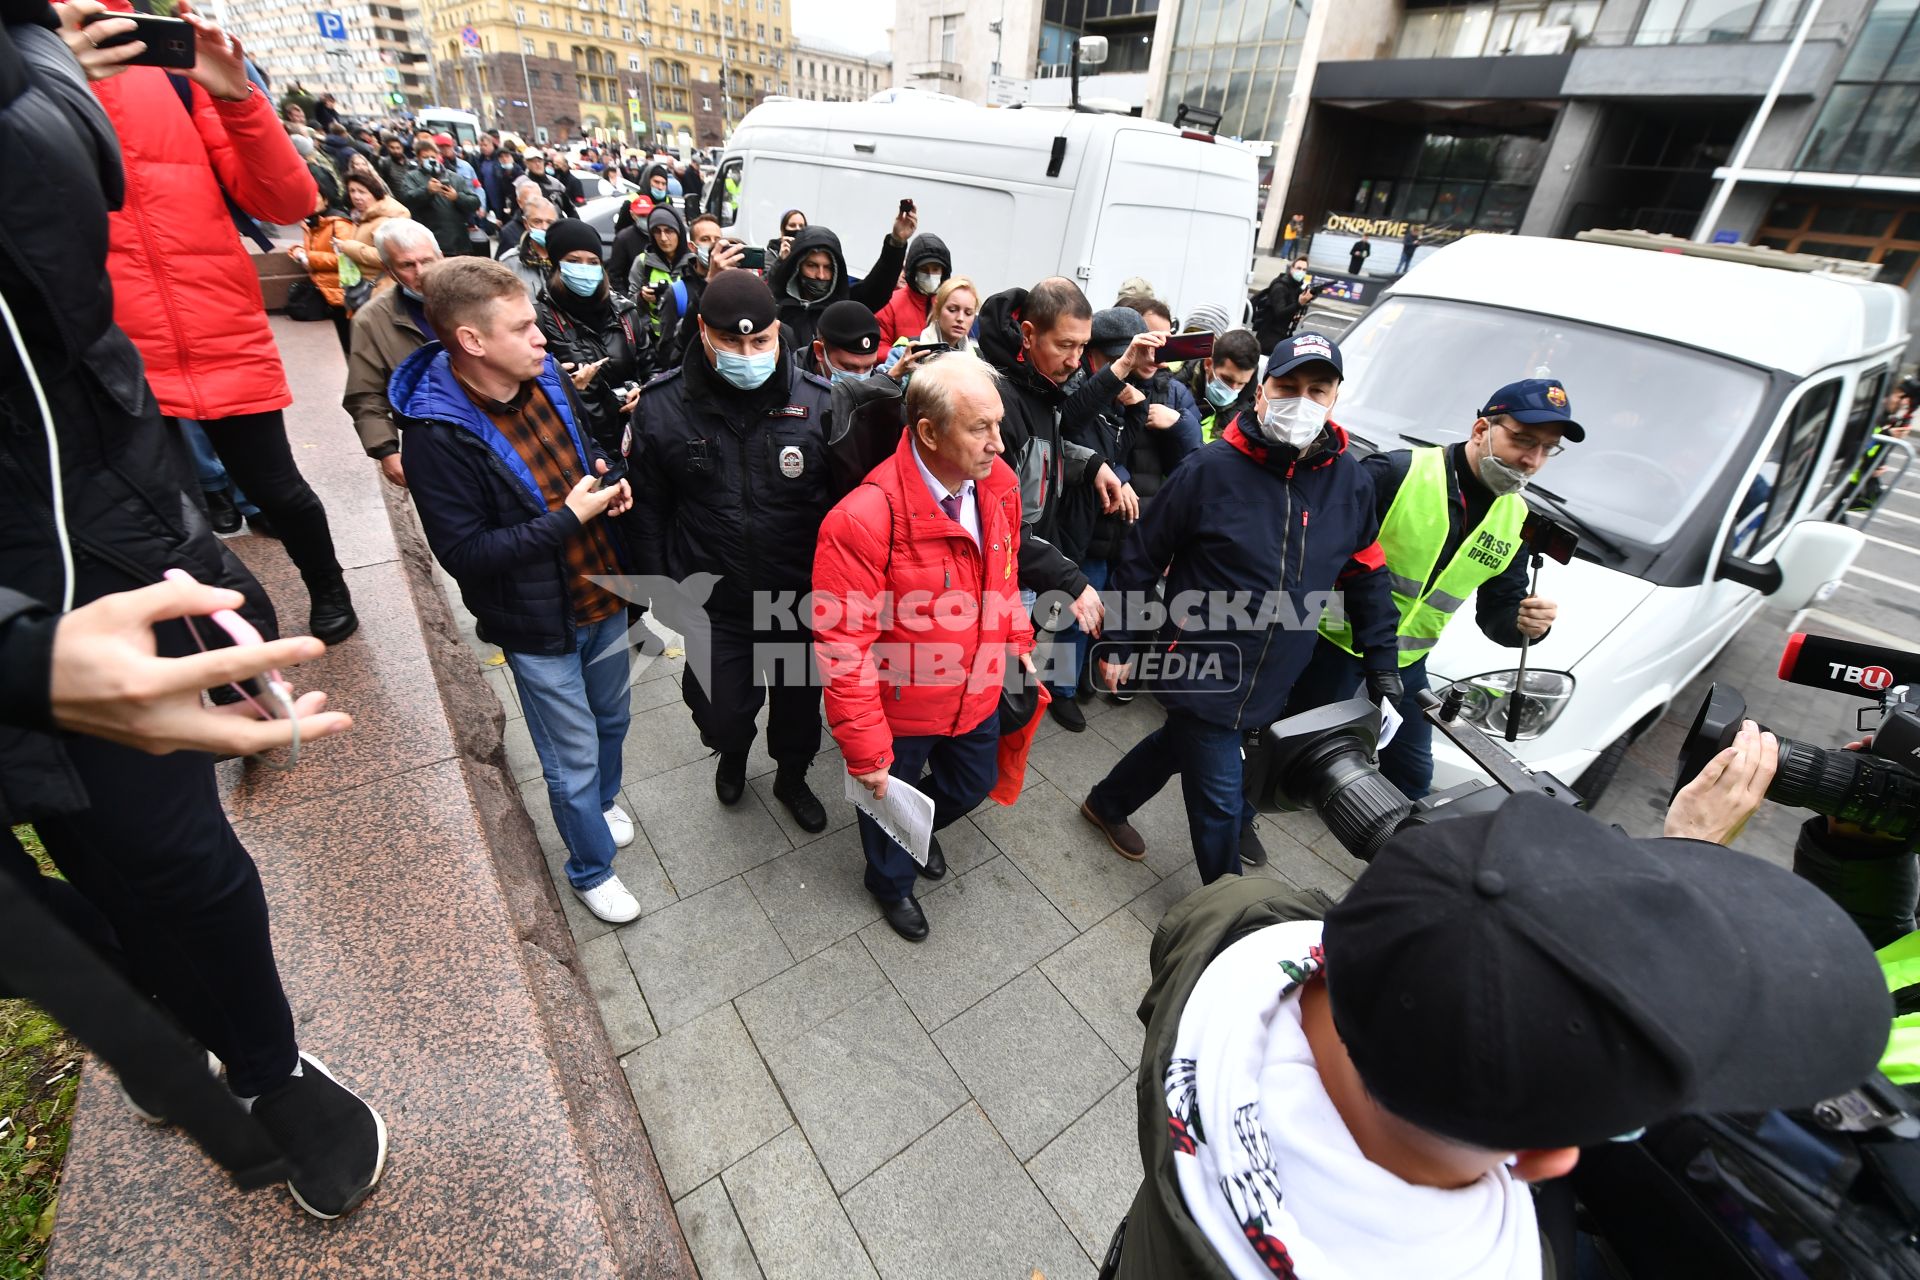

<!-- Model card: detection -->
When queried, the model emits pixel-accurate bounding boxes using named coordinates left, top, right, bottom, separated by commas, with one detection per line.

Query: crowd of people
left=3, top=5, right=1918, bottom=1276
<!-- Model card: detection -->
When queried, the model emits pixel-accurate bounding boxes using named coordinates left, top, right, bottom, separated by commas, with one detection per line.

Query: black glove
left=1364, top=669, right=1404, bottom=707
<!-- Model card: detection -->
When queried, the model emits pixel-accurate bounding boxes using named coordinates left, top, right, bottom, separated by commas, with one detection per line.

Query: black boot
left=308, top=577, right=358, bottom=645
left=715, top=751, right=748, bottom=805
left=205, top=487, right=242, bottom=535
left=772, top=758, right=827, bottom=833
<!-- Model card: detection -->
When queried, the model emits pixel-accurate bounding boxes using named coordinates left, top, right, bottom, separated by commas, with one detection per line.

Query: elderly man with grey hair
left=498, top=196, right=560, bottom=298
left=342, top=218, right=441, bottom=487
left=812, top=351, right=1038, bottom=942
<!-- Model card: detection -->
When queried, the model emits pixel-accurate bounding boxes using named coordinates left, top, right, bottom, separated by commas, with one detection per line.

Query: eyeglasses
left=1492, top=421, right=1567, bottom=458
left=164, top=569, right=300, bottom=770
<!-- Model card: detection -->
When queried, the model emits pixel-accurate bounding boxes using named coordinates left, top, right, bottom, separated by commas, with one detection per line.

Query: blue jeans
left=1088, top=711, right=1255, bottom=885
left=1051, top=559, right=1108, bottom=698
left=1289, top=640, right=1434, bottom=800
left=176, top=418, right=258, bottom=516
left=858, top=708, right=999, bottom=901
left=506, top=614, right=632, bottom=891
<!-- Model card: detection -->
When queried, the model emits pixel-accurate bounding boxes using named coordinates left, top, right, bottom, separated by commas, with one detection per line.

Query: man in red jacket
left=813, top=353, right=1034, bottom=941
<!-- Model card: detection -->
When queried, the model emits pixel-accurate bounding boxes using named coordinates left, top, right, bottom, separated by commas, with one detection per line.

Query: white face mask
left=1257, top=395, right=1330, bottom=450
left=913, top=270, right=944, bottom=295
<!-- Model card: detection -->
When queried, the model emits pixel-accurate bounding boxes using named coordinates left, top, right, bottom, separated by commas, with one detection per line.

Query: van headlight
left=1444, top=670, right=1574, bottom=741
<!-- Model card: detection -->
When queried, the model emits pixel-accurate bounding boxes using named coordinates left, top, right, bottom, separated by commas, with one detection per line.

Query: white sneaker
left=604, top=803, right=636, bottom=848
left=574, top=875, right=641, bottom=924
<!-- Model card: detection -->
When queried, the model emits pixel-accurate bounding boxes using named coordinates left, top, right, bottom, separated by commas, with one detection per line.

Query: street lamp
left=511, top=13, right=540, bottom=138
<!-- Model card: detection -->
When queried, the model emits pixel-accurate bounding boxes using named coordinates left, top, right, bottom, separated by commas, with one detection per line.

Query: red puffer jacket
left=813, top=431, right=1035, bottom=776
left=89, top=45, right=317, bottom=420
left=872, top=283, right=932, bottom=349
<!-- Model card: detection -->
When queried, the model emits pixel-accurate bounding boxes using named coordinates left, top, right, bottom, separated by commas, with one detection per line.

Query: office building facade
left=788, top=35, right=892, bottom=101
left=221, top=0, right=433, bottom=119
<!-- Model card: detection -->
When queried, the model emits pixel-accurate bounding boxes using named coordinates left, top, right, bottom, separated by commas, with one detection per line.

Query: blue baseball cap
left=1267, top=332, right=1344, bottom=381
left=1479, top=378, right=1585, bottom=442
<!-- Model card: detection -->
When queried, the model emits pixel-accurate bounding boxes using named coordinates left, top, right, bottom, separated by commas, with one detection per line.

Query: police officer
left=1300, top=377, right=1577, bottom=798
left=631, top=270, right=834, bottom=831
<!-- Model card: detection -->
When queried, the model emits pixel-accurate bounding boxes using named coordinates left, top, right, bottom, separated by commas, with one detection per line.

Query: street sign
left=460, top=24, right=480, bottom=46
left=314, top=10, right=346, bottom=40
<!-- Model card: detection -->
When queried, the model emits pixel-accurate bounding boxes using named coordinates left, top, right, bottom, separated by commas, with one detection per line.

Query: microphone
left=1778, top=632, right=1920, bottom=699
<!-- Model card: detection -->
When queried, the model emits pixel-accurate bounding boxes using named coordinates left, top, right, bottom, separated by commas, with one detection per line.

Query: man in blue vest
left=1301, top=378, right=1577, bottom=798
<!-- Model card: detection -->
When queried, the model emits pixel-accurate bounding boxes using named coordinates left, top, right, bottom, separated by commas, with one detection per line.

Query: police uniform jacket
left=631, top=340, right=834, bottom=622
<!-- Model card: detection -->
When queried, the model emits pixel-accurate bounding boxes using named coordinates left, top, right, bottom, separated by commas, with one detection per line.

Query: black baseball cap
left=817, top=300, right=881, bottom=356
left=1323, top=792, right=1889, bottom=1151
left=699, top=268, right=778, bottom=336
left=1480, top=378, right=1585, bottom=443
left=1267, top=332, right=1344, bottom=381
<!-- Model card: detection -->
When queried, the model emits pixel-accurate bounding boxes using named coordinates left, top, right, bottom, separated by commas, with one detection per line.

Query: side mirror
left=1076, top=35, right=1110, bottom=65
left=1718, top=519, right=1863, bottom=610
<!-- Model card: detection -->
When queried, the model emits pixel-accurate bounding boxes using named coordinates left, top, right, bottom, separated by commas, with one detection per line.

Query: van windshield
left=1334, top=297, right=1769, bottom=547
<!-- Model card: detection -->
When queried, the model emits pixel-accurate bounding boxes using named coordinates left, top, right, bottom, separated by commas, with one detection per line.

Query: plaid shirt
left=460, top=376, right=623, bottom=628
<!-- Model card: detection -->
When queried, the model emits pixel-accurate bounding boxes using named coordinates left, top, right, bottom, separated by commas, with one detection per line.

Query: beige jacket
left=342, top=285, right=430, bottom=457
left=336, top=196, right=410, bottom=285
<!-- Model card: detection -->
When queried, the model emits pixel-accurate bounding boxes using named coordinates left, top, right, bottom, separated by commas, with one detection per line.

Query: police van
left=1332, top=232, right=1905, bottom=799
left=706, top=96, right=1260, bottom=326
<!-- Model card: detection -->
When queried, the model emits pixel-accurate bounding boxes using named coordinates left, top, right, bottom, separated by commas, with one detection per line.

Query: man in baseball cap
left=804, top=299, right=884, bottom=382
left=1112, top=788, right=1889, bottom=1278
left=1295, top=372, right=1581, bottom=803
left=630, top=268, right=837, bottom=836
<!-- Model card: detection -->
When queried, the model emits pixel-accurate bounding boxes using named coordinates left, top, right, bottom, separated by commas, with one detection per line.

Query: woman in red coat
left=812, top=351, right=1034, bottom=942
left=55, top=0, right=356, bottom=642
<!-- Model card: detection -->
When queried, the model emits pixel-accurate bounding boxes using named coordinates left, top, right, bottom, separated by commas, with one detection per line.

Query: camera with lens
left=1675, top=632, right=1920, bottom=842
left=1241, top=685, right=1580, bottom=863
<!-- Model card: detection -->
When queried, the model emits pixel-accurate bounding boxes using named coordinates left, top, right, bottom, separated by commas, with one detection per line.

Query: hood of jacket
left=355, top=195, right=408, bottom=224
left=637, top=162, right=676, bottom=199
left=976, top=286, right=1064, bottom=405
left=904, top=231, right=951, bottom=279
left=766, top=224, right=848, bottom=312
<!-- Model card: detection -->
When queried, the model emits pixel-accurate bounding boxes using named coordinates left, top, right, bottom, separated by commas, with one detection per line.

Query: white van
left=708, top=99, right=1259, bottom=322
left=1332, top=233, right=1904, bottom=799
left=416, top=107, right=481, bottom=149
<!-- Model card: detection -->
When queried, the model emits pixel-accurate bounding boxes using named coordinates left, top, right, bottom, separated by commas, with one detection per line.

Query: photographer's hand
left=49, top=580, right=352, bottom=756
left=1664, top=719, right=1778, bottom=845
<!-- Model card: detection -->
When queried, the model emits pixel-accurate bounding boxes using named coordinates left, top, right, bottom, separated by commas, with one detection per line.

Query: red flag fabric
left=989, top=684, right=1052, bottom=806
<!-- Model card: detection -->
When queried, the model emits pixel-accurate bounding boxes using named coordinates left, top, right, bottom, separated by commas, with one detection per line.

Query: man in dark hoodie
left=871, top=231, right=952, bottom=346
left=765, top=204, right=916, bottom=351
left=975, top=278, right=1134, bottom=659
left=630, top=270, right=836, bottom=834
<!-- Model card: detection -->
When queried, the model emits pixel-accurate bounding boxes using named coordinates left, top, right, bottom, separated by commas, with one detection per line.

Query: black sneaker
left=248, top=1052, right=387, bottom=1220
left=1239, top=821, right=1268, bottom=868
left=1048, top=696, right=1088, bottom=733
left=772, top=761, right=827, bottom=833
left=205, top=488, right=243, bottom=536
left=715, top=751, right=748, bottom=805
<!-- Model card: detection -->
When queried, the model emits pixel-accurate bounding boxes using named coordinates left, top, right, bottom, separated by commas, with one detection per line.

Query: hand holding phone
left=83, top=9, right=196, bottom=68
left=737, top=245, right=767, bottom=270
left=1157, top=332, right=1216, bottom=363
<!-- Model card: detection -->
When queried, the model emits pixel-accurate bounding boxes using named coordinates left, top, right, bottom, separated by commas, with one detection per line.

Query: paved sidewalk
left=444, top=518, right=1911, bottom=1278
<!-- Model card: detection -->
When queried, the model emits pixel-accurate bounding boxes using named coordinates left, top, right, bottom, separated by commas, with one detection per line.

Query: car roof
left=1388, top=234, right=1910, bottom=377
left=731, top=96, right=1246, bottom=155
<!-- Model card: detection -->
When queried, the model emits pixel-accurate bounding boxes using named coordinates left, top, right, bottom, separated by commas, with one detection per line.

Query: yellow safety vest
left=1321, top=446, right=1527, bottom=667
left=1877, top=931, right=1920, bottom=1084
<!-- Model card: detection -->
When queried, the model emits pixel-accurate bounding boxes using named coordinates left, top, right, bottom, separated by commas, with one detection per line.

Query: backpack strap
left=671, top=278, right=688, bottom=318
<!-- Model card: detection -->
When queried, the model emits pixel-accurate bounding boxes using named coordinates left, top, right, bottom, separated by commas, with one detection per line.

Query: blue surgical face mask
left=1206, top=377, right=1240, bottom=409
left=529, top=226, right=548, bottom=246
left=706, top=335, right=777, bottom=389
left=559, top=261, right=604, bottom=296
left=695, top=244, right=711, bottom=267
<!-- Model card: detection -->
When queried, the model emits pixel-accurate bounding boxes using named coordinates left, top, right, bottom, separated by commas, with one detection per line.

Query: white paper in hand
left=1376, top=696, right=1404, bottom=751
left=844, top=772, right=936, bottom=866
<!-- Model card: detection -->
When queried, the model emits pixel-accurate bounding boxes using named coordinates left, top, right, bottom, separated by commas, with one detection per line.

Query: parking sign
left=315, top=10, right=346, bottom=39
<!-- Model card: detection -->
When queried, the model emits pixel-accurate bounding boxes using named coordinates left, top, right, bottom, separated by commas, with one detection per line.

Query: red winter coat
left=813, top=432, right=1035, bottom=777
left=872, top=283, right=933, bottom=349
left=89, top=47, right=318, bottom=420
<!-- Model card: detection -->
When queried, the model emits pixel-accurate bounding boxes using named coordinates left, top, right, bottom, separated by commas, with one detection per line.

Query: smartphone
left=1520, top=511, right=1579, bottom=565
left=87, top=11, right=196, bottom=68
left=596, top=462, right=629, bottom=492
left=899, top=198, right=915, bottom=216
left=903, top=341, right=952, bottom=356
left=1157, top=332, right=1215, bottom=362
left=738, top=245, right=767, bottom=270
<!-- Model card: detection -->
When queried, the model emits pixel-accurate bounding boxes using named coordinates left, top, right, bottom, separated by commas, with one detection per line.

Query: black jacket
left=765, top=224, right=906, bottom=352
left=393, top=346, right=616, bottom=656
left=533, top=282, right=651, bottom=457
left=606, top=223, right=648, bottom=300
left=394, top=162, right=481, bottom=257
left=1252, top=271, right=1309, bottom=352
left=0, top=0, right=271, bottom=822
left=976, top=287, right=1105, bottom=600
left=524, top=168, right=575, bottom=217
left=1361, top=443, right=1540, bottom=649
left=1109, top=420, right=1397, bottom=730
left=631, top=342, right=835, bottom=621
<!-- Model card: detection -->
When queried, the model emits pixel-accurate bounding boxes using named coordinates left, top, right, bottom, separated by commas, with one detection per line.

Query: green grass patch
left=0, top=828, right=82, bottom=1279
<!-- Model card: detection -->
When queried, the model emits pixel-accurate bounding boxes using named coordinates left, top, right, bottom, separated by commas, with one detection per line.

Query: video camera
left=1241, top=684, right=1579, bottom=863
left=1676, top=632, right=1920, bottom=842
